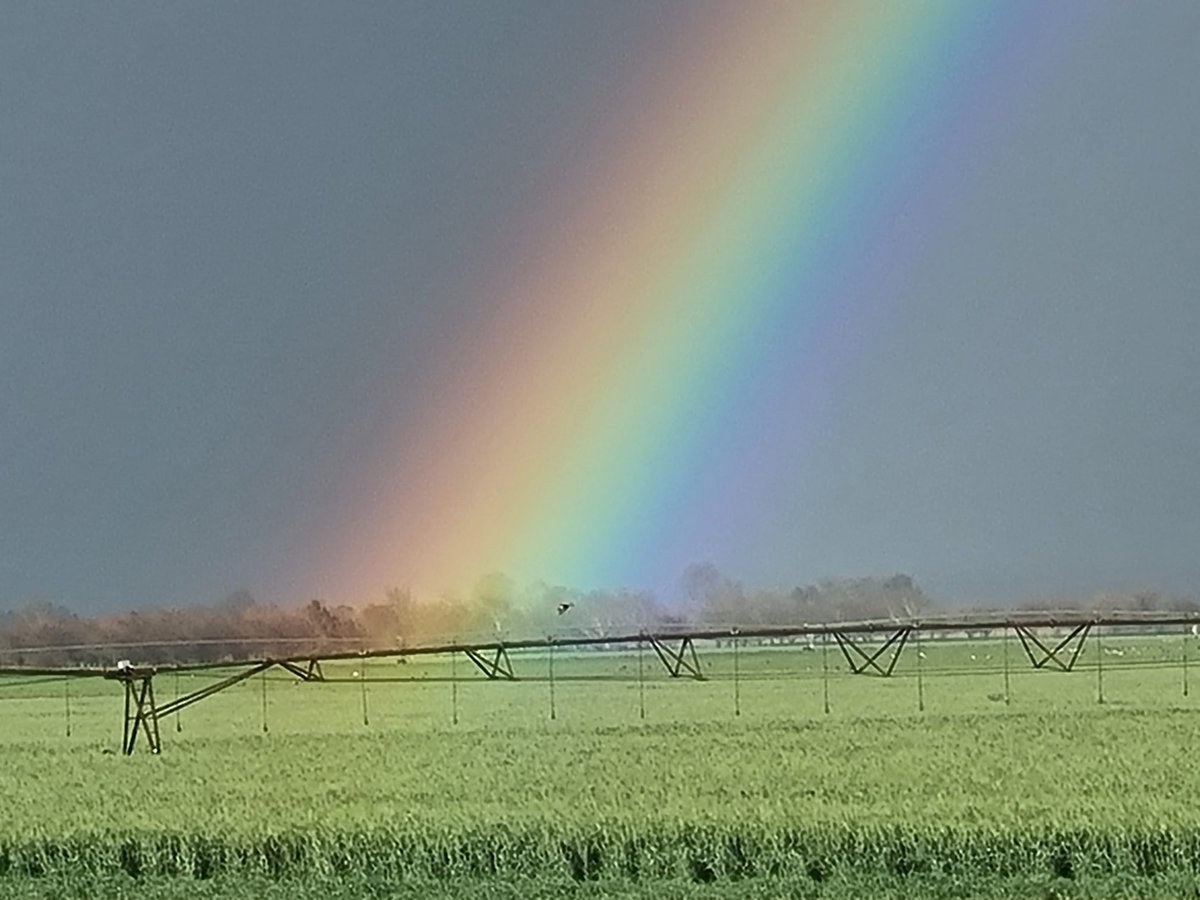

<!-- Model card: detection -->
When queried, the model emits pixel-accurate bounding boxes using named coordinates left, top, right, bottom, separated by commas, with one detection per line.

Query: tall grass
left=1, top=823, right=1199, bottom=882
left=2, top=638, right=1199, bottom=894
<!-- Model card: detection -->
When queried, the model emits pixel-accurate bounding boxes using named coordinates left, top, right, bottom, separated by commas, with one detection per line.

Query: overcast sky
left=2, top=2, right=1198, bottom=612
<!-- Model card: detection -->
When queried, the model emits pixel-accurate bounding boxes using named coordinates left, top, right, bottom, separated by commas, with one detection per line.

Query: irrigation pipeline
left=2, top=610, right=1198, bottom=755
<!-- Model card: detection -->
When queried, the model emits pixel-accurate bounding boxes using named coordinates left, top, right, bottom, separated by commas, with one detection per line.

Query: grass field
left=2, top=631, right=1199, bottom=898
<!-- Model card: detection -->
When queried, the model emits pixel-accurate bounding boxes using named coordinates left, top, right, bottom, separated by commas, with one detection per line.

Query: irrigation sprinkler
left=731, top=631, right=741, bottom=717
left=360, top=654, right=370, bottom=727
left=1184, top=626, right=1190, bottom=698
left=1002, top=626, right=1011, bottom=706
left=13, top=610, right=1200, bottom=755
left=121, top=673, right=129, bottom=748
left=451, top=642, right=459, bottom=726
left=637, top=636, right=646, bottom=720
left=822, top=632, right=830, bottom=715
left=260, top=667, right=269, bottom=733
left=548, top=638, right=557, bottom=721
left=915, top=627, right=925, bottom=713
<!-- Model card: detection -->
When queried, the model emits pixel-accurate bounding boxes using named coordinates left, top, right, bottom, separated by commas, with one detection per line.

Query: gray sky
left=2, top=3, right=1198, bottom=611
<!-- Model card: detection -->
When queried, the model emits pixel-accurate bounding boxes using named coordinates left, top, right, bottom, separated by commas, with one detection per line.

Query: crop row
left=3, top=823, right=1200, bottom=883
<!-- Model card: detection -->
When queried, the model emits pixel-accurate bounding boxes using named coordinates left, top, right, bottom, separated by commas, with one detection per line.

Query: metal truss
left=108, top=661, right=273, bottom=754
left=154, top=661, right=272, bottom=720
left=648, top=636, right=704, bottom=680
left=276, top=658, right=325, bottom=681
left=1013, top=622, right=1092, bottom=671
left=832, top=627, right=911, bottom=677
left=463, top=645, right=515, bottom=680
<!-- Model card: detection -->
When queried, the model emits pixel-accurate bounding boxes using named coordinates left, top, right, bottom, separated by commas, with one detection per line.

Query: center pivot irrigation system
left=3, top=611, right=1198, bottom=755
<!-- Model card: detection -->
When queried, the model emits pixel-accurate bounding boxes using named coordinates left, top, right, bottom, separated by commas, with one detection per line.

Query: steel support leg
left=122, top=676, right=161, bottom=755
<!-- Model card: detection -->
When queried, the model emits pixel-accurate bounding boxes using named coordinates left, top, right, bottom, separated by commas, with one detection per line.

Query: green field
left=2, top=632, right=1199, bottom=898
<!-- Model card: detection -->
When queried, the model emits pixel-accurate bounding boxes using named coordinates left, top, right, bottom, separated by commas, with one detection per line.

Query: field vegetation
left=1, top=632, right=1199, bottom=898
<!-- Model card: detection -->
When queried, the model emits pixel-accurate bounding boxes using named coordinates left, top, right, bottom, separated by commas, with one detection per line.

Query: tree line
left=1, top=566, right=1193, bottom=667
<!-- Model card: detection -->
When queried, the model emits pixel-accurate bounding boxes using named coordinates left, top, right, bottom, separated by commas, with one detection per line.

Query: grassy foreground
left=1, top=635, right=1198, bottom=897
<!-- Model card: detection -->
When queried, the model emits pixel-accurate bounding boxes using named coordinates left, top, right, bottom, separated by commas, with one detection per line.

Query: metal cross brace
left=1013, top=622, right=1092, bottom=671
left=832, top=627, right=911, bottom=677
left=463, top=645, right=516, bottom=680
left=276, top=659, right=325, bottom=682
left=647, top=636, right=705, bottom=680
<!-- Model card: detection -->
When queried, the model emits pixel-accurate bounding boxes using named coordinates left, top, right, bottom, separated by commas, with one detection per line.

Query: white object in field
left=116, top=659, right=132, bottom=671
left=352, top=670, right=359, bottom=678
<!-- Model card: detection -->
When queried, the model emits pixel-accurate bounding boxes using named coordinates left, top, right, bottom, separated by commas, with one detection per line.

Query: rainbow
left=295, top=1, right=1078, bottom=603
